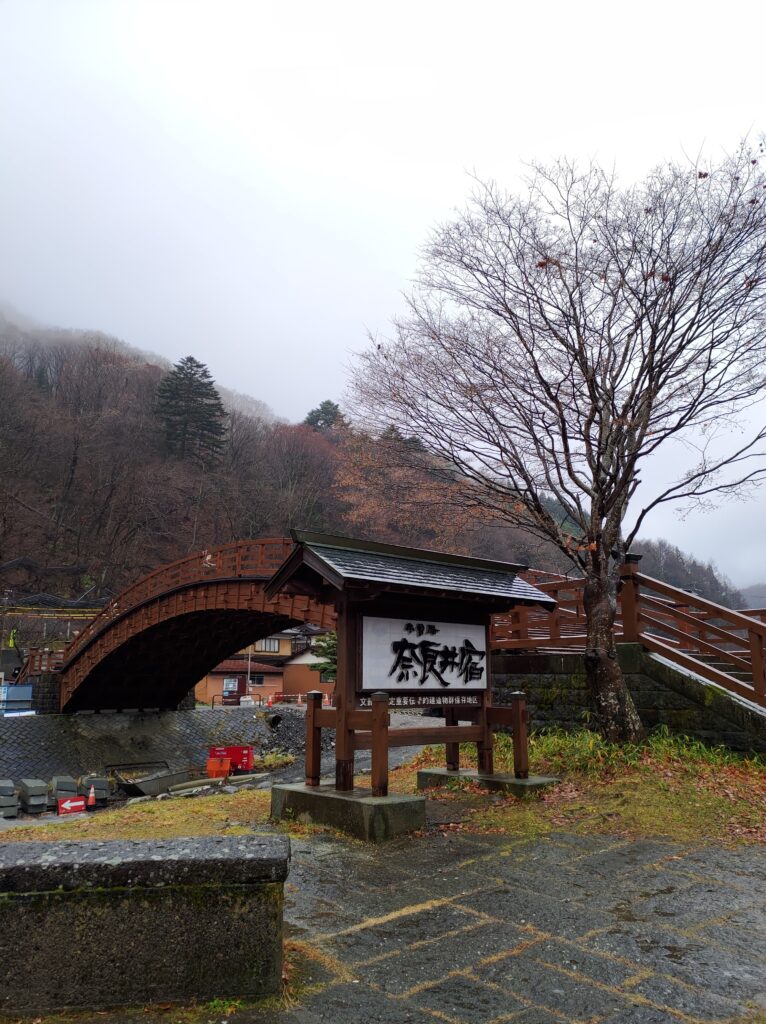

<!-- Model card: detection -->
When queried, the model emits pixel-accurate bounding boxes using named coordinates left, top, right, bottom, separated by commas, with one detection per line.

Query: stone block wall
left=30, top=672, right=60, bottom=715
left=0, top=705, right=306, bottom=780
left=493, top=644, right=766, bottom=753
left=493, top=652, right=592, bottom=732
left=0, top=836, right=289, bottom=1013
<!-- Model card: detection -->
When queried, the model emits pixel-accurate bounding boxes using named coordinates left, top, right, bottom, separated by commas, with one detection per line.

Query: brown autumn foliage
left=0, top=313, right=743, bottom=611
left=333, top=428, right=571, bottom=568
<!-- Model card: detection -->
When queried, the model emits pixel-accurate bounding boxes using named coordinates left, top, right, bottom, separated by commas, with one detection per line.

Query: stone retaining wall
left=0, top=705, right=308, bottom=780
left=0, top=835, right=290, bottom=1013
left=493, top=644, right=766, bottom=752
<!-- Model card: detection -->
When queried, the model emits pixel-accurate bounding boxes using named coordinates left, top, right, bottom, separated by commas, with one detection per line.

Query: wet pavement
left=3, top=720, right=765, bottom=1024
left=2, top=815, right=765, bottom=1022
left=269, top=827, right=766, bottom=1024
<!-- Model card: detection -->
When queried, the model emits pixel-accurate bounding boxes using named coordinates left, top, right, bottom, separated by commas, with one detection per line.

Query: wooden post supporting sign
left=510, top=691, right=529, bottom=779
left=305, top=690, right=323, bottom=787
left=334, top=596, right=356, bottom=792
left=477, top=662, right=494, bottom=776
left=444, top=706, right=460, bottom=771
left=370, top=692, right=390, bottom=797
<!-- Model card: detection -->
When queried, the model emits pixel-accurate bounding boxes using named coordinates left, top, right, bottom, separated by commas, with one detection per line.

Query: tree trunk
left=583, top=571, right=643, bottom=742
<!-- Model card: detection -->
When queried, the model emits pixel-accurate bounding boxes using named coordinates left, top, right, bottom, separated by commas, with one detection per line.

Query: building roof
left=209, top=659, right=283, bottom=675
left=265, top=531, right=555, bottom=611
left=286, top=650, right=324, bottom=665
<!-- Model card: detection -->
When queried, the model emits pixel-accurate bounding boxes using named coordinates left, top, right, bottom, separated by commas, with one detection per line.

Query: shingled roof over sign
left=264, top=531, right=556, bottom=611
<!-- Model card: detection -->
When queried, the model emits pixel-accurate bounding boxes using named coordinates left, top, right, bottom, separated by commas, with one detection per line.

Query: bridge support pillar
left=30, top=673, right=61, bottom=715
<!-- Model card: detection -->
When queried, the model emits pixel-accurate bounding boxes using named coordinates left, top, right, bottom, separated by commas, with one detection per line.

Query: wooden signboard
left=264, top=532, right=556, bottom=797
left=360, top=616, right=488, bottom=695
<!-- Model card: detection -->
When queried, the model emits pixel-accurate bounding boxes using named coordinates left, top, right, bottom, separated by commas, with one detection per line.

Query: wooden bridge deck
left=17, top=541, right=766, bottom=714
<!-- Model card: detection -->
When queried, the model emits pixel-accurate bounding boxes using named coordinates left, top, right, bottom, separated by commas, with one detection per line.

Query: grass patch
left=1, top=780, right=342, bottom=846
left=254, top=750, right=295, bottom=771
left=1, top=788, right=274, bottom=844
left=391, top=727, right=766, bottom=846
left=5, top=728, right=765, bottom=849
left=1, top=753, right=293, bottom=846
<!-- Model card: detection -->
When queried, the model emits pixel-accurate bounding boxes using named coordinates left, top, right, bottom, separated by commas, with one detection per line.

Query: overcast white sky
left=1, top=0, right=765, bottom=584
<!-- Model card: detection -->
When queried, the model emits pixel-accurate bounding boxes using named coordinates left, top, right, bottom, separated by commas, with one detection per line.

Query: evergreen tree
left=309, top=631, right=336, bottom=681
left=303, top=399, right=344, bottom=431
left=156, top=356, right=227, bottom=462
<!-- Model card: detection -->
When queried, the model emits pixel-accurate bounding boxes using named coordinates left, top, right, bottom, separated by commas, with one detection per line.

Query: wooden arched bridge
left=19, top=539, right=766, bottom=714
left=24, top=538, right=336, bottom=712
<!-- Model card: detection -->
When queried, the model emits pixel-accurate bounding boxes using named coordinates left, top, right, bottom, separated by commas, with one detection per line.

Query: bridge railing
left=491, top=574, right=605, bottom=650
left=23, top=543, right=766, bottom=712
left=492, top=565, right=766, bottom=709
left=19, top=648, right=65, bottom=677
left=630, top=570, right=766, bottom=707
left=59, top=537, right=293, bottom=669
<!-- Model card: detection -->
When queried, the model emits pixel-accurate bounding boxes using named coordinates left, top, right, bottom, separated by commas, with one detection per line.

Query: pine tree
left=303, top=400, right=344, bottom=430
left=309, top=631, right=337, bottom=681
left=156, top=356, right=227, bottom=463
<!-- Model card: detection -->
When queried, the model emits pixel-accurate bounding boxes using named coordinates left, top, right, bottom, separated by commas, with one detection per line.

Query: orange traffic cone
left=323, top=692, right=329, bottom=706
left=87, top=784, right=96, bottom=809
left=267, top=694, right=273, bottom=707
left=297, top=693, right=302, bottom=705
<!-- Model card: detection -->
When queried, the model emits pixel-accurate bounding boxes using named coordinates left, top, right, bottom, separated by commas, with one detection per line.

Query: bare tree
left=351, top=143, right=766, bottom=740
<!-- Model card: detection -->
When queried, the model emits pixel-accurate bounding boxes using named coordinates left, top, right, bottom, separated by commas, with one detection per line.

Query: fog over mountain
left=2, top=1, right=765, bottom=584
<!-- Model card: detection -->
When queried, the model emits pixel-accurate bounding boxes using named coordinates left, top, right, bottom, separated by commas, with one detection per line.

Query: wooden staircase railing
left=17, top=647, right=66, bottom=680
left=491, top=563, right=766, bottom=710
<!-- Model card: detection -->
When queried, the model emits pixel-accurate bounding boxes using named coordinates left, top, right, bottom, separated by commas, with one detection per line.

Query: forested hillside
left=0, top=312, right=743, bottom=607
left=0, top=314, right=346, bottom=598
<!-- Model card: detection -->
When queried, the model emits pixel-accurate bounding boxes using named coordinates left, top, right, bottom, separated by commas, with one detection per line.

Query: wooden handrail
left=638, top=611, right=753, bottom=674
left=491, top=565, right=766, bottom=710
left=634, top=573, right=766, bottom=637
left=60, top=537, right=293, bottom=669
left=639, top=595, right=754, bottom=650
left=640, top=635, right=760, bottom=703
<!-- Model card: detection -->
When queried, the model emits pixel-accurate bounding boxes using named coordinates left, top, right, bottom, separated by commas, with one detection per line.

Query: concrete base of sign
left=271, top=781, right=426, bottom=841
left=416, top=768, right=560, bottom=797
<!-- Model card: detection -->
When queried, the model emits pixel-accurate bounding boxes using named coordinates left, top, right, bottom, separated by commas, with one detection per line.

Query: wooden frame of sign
left=264, top=533, right=555, bottom=796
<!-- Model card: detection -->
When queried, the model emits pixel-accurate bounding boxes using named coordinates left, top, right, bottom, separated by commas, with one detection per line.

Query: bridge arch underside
left=61, top=610, right=300, bottom=712
left=58, top=581, right=335, bottom=712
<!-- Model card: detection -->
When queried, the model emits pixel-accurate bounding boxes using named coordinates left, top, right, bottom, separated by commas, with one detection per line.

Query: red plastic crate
left=208, top=745, right=254, bottom=772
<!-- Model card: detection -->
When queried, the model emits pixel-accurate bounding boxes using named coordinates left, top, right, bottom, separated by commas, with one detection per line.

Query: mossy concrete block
left=416, top=768, right=559, bottom=797
left=616, top=643, right=644, bottom=674
left=271, top=782, right=425, bottom=841
left=0, top=836, right=289, bottom=1013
